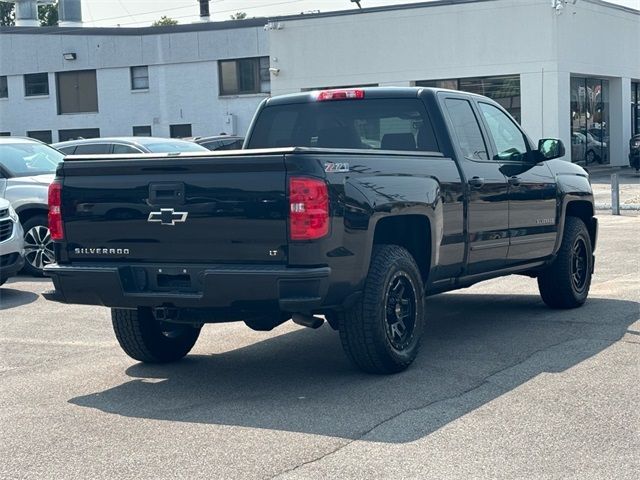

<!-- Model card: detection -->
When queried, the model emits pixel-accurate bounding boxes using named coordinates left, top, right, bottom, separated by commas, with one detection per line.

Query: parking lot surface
left=1, top=214, right=638, bottom=480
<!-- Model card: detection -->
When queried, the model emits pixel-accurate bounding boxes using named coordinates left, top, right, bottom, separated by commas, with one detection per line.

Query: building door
left=570, top=76, right=609, bottom=165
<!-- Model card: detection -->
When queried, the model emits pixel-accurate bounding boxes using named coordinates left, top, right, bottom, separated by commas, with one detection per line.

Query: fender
left=553, top=171, right=596, bottom=255
left=14, top=202, right=48, bottom=216
left=348, top=174, right=441, bottom=284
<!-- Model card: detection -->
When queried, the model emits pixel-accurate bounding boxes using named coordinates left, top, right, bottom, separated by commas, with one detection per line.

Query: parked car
left=194, top=135, right=244, bottom=151
left=44, top=87, right=597, bottom=374
left=0, top=199, right=25, bottom=286
left=0, top=137, right=63, bottom=276
left=571, top=131, right=607, bottom=164
left=630, top=134, right=640, bottom=172
left=52, top=137, right=209, bottom=155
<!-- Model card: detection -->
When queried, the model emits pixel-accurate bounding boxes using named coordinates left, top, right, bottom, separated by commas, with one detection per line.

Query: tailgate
left=60, top=153, right=288, bottom=264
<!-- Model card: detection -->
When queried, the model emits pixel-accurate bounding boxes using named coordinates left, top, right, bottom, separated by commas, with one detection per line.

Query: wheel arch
left=16, top=204, right=48, bottom=225
left=557, top=199, right=597, bottom=253
left=371, top=214, right=432, bottom=283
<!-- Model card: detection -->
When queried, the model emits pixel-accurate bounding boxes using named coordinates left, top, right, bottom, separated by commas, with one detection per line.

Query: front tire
left=111, top=308, right=201, bottom=363
left=538, top=217, right=593, bottom=309
left=22, top=215, right=55, bottom=277
left=339, top=245, right=425, bottom=374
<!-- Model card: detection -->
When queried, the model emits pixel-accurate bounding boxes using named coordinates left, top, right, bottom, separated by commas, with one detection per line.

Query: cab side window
left=478, top=103, right=528, bottom=161
left=444, top=98, right=488, bottom=161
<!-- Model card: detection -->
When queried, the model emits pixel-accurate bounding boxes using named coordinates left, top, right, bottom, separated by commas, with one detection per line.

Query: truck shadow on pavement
left=70, top=293, right=638, bottom=443
left=0, top=287, right=39, bottom=310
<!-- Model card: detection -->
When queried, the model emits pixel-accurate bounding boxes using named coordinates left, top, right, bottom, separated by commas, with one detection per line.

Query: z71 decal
left=324, top=162, right=350, bottom=173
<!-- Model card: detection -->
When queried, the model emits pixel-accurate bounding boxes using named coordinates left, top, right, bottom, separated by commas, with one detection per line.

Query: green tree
left=0, top=2, right=15, bottom=26
left=152, top=15, right=178, bottom=26
left=39, top=1, right=58, bottom=26
left=230, top=12, right=247, bottom=20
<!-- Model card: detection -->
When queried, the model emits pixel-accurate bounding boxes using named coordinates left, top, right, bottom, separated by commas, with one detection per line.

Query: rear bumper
left=43, top=263, right=330, bottom=313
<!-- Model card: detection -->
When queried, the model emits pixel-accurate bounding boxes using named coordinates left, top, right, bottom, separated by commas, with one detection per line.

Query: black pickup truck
left=44, top=87, right=597, bottom=374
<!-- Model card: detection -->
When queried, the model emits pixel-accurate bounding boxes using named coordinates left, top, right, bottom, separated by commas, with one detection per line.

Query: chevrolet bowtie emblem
left=148, top=208, right=189, bottom=226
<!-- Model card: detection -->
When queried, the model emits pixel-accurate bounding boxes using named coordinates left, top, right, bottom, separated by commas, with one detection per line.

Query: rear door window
left=73, top=143, right=111, bottom=155
left=113, top=144, right=142, bottom=154
left=247, top=98, right=439, bottom=152
left=443, top=98, right=489, bottom=161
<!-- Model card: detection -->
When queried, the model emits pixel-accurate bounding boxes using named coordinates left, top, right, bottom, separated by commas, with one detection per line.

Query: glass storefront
left=570, top=76, right=610, bottom=165
left=416, top=75, right=521, bottom=122
left=632, top=81, right=640, bottom=136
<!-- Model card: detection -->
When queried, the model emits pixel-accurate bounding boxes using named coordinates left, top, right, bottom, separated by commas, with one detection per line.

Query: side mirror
left=537, top=138, right=565, bottom=161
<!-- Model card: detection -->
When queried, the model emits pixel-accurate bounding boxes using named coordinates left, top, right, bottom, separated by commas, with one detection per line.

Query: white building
left=0, top=0, right=638, bottom=167
left=0, top=19, right=270, bottom=142
left=268, top=0, right=640, bottom=166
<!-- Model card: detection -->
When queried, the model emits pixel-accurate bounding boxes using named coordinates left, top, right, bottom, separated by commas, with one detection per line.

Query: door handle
left=508, top=176, right=522, bottom=186
left=468, top=176, right=485, bottom=188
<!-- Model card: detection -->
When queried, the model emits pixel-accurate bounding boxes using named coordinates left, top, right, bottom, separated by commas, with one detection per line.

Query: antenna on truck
left=350, top=0, right=362, bottom=9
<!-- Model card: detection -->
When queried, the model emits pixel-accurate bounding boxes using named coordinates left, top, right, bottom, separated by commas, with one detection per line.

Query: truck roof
left=263, top=86, right=486, bottom=107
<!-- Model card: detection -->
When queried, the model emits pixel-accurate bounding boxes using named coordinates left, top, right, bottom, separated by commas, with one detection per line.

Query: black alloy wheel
left=384, top=273, right=418, bottom=352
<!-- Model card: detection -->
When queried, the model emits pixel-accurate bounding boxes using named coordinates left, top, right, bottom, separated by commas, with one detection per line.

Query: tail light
left=48, top=180, right=63, bottom=241
left=289, top=177, right=329, bottom=241
left=316, top=89, right=365, bottom=101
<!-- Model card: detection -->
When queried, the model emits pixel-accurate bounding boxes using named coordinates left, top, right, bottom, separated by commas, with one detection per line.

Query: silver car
left=0, top=137, right=63, bottom=276
left=0, top=198, right=25, bottom=286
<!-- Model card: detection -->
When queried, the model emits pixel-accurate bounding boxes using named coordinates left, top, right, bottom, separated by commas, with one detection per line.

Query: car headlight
left=8, top=204, right=19, bottom=223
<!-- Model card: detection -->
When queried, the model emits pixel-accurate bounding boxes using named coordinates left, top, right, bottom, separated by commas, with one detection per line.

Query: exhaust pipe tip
left=292, top=313, right=324, bottom=329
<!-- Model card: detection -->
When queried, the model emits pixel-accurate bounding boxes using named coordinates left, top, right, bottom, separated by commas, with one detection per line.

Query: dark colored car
left=194, top=135, right=244, bottom=151
left=52, top=137, right=209, bottom=155
left=629, top=134, right=640, bottom=172
left=44, top=87, right=597, bottom=374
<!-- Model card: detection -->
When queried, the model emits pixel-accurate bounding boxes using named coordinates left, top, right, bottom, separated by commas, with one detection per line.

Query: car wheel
left=585, top=149, right=596, bottom=165
left=22, top=215, right=55, bottom=277
left=111, top=307, right=201, bottom=363
left=537, top=217, right=593, bottom=309
left=339, top=244, right=425, bottom=374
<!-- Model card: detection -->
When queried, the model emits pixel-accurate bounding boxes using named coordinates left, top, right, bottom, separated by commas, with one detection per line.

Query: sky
left=74, top=0, right=640, bottom=27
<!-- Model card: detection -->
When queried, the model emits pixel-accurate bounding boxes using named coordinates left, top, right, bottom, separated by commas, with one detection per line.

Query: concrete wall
left=0, top=24, right=270, bottom=140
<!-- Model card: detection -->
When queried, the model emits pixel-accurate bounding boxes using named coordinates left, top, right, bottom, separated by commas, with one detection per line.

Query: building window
left=570, top=76, right=609, bottom=165
left=131, top=66, right=149, bottom=90
left=0, top=132, right=10, bottom=136
left=58, top=128, right=100, bottom=142
left=219, top=57, right=270, bottom=95
left=24, top=73, right=49, bottom=97
left=170, top=124, right=192, bottom=138
left=0, top=76, right=7, bottom=98
left=632, top=81, right=640, bottom=136
left=416, top=75, right=521, bottom=123
left=132, top=125, right=152, bottom=137
left=56, top=70, right=98, bottom=114
left=27, top=130, right=53, bottom=144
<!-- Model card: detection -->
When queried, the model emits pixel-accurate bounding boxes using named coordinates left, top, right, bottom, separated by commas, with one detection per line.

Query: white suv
left=0, top=198, right=25, bottom=286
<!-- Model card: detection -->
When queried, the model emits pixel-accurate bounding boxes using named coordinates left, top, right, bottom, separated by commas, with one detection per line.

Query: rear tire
left=538, top=217, right=593, bottom=309
left=111, top=307, right=201, bottom=363
left=339, top=245, right=425, bottom=374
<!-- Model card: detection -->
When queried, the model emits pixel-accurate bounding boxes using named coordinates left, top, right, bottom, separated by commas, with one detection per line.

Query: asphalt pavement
left=1, top=214, right=638, bottom=480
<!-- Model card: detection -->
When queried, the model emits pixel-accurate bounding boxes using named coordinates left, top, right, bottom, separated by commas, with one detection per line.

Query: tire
left=538, top=217, right=593, bottom=309
left=585, top=149, right=596, bottom=165
left=339, top=244, right=425, bottom=374
left=22, top=215, right=55, bottom=277
left=111, top=307, right=201, bottom=363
